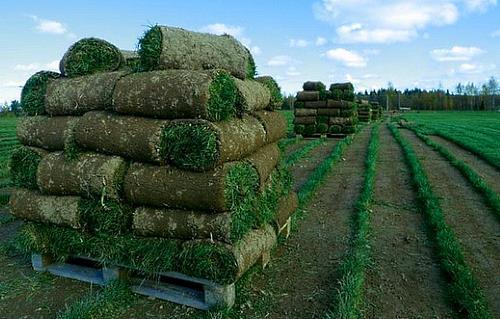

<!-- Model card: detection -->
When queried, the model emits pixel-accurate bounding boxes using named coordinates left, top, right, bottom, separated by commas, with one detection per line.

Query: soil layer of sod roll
left=10, top=189, right=132, bottom=234
left=252, top=110, right=288, bottom=144
left=255, top=76, right=283, bottom=108
left=10, top=146, right=48, bottom=189
left=162, top=114, right=267, bottom=171
left=20, top=222, right=276, bottom=284
left=74, top=111, right=168, bottom=163
left=20, top=71, right=60, bottom=116
left=17, top=116, right=79, bottom=151
left=45, top=71, right=126, bottom=115
left=274, top=191, right=298, bottom=231
left=59, top=38, right=124, bottom=77
left=138, top=25, right=254, bottom=79
left=113, top=69, right=237, bottom=121
left=234, top=78, right=271, bottom=114
left=246, top=143, right=280, bottom=187
left=37, top=152, right=128, bottom=200
left=123, top=161, right=259, bottom=212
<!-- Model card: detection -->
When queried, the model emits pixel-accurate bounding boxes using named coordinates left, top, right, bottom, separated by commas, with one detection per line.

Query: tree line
left=282, top=76, right=499, bottom=111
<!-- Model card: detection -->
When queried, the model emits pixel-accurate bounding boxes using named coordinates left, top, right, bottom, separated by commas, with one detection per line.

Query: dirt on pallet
left=233, top=128, right=372, bottom=319
left=429, top=135, right=500, bottom=194
left=401, top=129, right=500, bottom=317
left=292, top=139, right=339, bottom=192
left=364, top=126, right=453, bottom=318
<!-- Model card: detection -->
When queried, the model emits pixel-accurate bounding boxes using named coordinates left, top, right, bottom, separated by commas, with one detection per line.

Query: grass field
left=1, top=111, right=500, bottom=318
left=0, top=116, right=18, bottom=205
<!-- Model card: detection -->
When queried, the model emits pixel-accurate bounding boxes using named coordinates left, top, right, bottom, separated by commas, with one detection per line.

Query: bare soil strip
left=292, top=139, right=339, bottom=192
left=401, top=129, right=500, bottom=316
left=235, top=129, right=372, bottom=319
left=364, top=126, right=453, bottom=318
left=283, top=139, right=309, bottom=158
left=429, top=135, right=500, bottom=194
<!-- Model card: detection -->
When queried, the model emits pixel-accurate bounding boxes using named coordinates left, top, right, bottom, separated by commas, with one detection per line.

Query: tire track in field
left=364, top=126, right=453, bottom=318
left=238, top=129, right=371, bottom=319
left=401, top=129, right=500, bottom=316
left=429, top=135, right=500, bottom=194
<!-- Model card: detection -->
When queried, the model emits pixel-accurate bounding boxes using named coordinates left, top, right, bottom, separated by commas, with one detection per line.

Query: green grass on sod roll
left=206, top=70, right=237, bottom=121
left=161, top=122, right=219, bottom=171
left=20, top=71, right=60, bottom=116
left=255, top=76, right=283, bottom=107
left=61, top=38, right=124, bottom=77
left=389, top=123, right=492, bottom=319
left=10, top=147, right=44, bottom=189
left=329, top=125, right=379, bottom=319
left=137, top=25, right=162, bottom=71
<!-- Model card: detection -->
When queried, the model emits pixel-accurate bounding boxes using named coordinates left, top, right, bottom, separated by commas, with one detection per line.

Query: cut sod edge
left=328, top=124, right=379, bottom=319
left=388, top=123, right=492, bottom=319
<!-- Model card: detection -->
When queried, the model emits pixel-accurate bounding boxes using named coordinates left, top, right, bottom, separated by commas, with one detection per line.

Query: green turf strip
left=389, top=123, right=492, bottom=319
left=407, top=126, right=500, bottom=222
left=328, top=125, right=379, bottom=319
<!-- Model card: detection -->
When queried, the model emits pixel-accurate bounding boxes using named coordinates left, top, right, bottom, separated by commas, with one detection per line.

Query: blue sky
left=0, top=0, right=499, bottom=103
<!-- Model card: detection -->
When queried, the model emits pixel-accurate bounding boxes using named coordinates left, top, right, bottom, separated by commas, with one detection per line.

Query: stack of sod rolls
left=371, top=101, right=382, bottom=120
left=294, top=81, right=358, bottom=136
left=357, top=100, right=372, bottom=123
left=11, top=26, right=297, bottom=287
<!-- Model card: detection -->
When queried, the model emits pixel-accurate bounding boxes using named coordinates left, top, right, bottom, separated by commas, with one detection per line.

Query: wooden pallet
left=31, top=254, right=236, bottom=310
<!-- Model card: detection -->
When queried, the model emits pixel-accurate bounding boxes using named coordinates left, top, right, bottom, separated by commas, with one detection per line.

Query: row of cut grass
left=389, top=123, right=492, bottom=319
left=327, top=125, right=379, bottom=319
left=406, top=126, right=500, bottom=222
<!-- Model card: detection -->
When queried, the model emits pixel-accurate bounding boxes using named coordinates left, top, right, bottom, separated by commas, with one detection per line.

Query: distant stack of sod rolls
left=370, top=101, right=382, bottom=120
left=357, top=100, right=372, bottom=123
left=294, top=81, right=358, bottom=136
left=13, top=25, right=297, bottom=288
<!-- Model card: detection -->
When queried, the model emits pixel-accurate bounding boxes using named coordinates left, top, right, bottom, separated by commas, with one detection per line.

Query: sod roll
left=327, top=100, right=352, bottom=109
left=303, top=81, right=326, bottom=91
left=45, top=71, right=125, bottom=116
left=329, top=82, right=354, bottom=91
left=113, top=69, right=237, bottom=121
left=74, top=111, right=168, bottom=163
left=317, top=108, right=340, bottom=116
left=17, top=116, right=79, bottom=151
left=252, top=111, right=287, bottom=144
left=245, top=143, right=280, bottom=188
left=133, top=207, right=232, bottom=242
left=123, top=161, right=258, bottom=212
left=121, top=50, right=139, bottom=70
left=59, top=38, right=124, bottom=77
left=37, top=152, right=127, bottom=200
left=255, top=76, right=283, bottom=108
left=232, top=223, right=277, bottom=279
left=304, top=101, right=327, bottom=109
left=138, top=26, right=253, bottom=79
left=274, top=191, right=298, bottom=231
left=303, top=124, right=317, bottom=136
left=294, top=116, right=316, bottom=125
left=329, top=125, right=342, bottom=134
left=329, top=117, right=356, bottom=126
left=296, top=91, right=320, bottom=102
left=11, top=189, right=132, bottom=234
left=234, top=78, right=271, bottom=114
left=163, top=115, right=266, bottom=171
left=294, top=124, right=305, bottom=135
left=10, top=146, right=48, bottom=189
left=294, top=108, right=317, bottom=117
left=10, top=188, right=81, bottom=228
left=21, top=71, right=60, bottom=116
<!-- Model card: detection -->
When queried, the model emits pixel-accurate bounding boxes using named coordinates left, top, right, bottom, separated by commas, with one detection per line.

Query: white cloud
left=286, top=66, right=301, bottom=77
left=267, top=55, right=294, bottom=67
left=289, top=39, right=309, bottom=48
left=345, top=74, right=360, bottom=84
left=491, top=29, right=500, bottom=37
left=1, top=81, right=24, bottom=88
left=200, top=23, right=262, bottom=55
left=463, top=0, right=497, bottom=12
left=430, top=46, right=484, bottom=62
left=324, top=48, right=367, bottom=68
left=29, top=15, right=67, bottom=34
left=457, top=63, right=496, bottom=74
left=363, top=49, right=380, bottom=55
left=315, top=37, right=327, bottom=46
left=14, top=60, right=60, bottom=72
left=337, top=23, right=416, bottom=43
left=314, top=1, right=465, bottom=43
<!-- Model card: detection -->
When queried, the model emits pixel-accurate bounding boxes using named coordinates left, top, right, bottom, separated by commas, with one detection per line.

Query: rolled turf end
left=207, top=70, right=237, bottom=121
left=317, top=123, right=329, bottom=134
left=294, top=124, right=305, bottom=135
left=10, top=146, right=45, bottom=189
left=61, top=38, right=124, bottom=77
left=79, top=200, right=133, bottom=234
left=304, top=124, right=317, bottom=136
left=256, top=76, right=283, bottom=107
left=138, top=25, right=162, bottom=71
left=161, top=121, right=219, bottom=171
left=20, top=71, right=60, bottom=116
